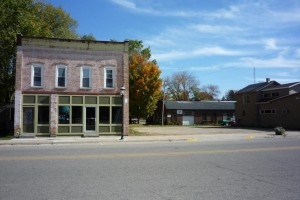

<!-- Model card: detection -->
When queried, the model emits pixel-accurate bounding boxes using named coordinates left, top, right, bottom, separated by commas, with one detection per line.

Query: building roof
left=17, top=34, right=129, bottom=52
left=236, top=81, right=279, bottom=94
left=165, top=100, right=235, bottom=110
left=257, top=92, right=300, bottom=104
left=261, top=82, right=300, bottom=91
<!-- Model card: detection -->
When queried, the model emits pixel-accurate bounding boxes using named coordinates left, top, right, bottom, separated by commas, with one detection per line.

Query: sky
left=46, top=0, right=300, bottom=98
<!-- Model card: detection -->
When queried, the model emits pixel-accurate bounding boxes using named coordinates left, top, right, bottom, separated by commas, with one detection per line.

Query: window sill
left=80, top=87, right=92, bottom=90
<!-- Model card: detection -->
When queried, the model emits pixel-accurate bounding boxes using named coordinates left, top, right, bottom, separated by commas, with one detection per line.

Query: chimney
left=266, top=78, right=270, bottom=83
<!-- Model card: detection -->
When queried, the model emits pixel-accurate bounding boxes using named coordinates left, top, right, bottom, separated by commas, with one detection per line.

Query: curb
left=1, top=132, right=297, bottom=146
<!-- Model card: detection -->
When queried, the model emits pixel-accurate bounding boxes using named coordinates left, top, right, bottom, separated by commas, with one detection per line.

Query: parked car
left=219, top=120, right=236, bottom=126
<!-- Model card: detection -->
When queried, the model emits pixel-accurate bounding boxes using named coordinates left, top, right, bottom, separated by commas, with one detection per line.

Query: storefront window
left=58, top=106, right=70, bottom=124
left=38, top=106, right=49, bottom=124
left=112, top=106, right=122, bottom=124
left=72, top=106, right=82, bottom=124
left=99, top=106, right=110, bottom=124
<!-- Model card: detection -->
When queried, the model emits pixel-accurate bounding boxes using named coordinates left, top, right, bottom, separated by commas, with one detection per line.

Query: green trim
left=21, top=95, right=50, bottom=136
left=57, top=95, right=122, bottom=135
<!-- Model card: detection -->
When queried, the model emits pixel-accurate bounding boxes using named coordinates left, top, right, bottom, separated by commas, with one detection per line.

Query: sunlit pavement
left=1, top=126, right=299, bottom=146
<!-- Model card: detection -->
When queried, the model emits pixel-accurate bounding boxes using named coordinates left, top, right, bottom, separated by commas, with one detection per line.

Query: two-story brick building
left=236, top=78, right=300, bottom=129
left=14, top=35, right=129, bottom=137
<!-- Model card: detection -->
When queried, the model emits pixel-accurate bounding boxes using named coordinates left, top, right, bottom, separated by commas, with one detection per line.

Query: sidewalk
left=1, top=129, right=299, bottom=146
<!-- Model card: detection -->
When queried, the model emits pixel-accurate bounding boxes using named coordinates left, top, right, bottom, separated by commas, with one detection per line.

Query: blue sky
left=46, top=0, right=300, bottom=98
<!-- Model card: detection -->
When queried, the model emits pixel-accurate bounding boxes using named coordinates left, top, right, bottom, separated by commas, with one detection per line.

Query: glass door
left=85, top=107, right=96, bottom=131
left=23, top=107, right=35, bottom=133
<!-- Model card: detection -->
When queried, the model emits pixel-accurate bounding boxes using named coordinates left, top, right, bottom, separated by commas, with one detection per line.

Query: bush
left=274, top=126, right=285, bottom=135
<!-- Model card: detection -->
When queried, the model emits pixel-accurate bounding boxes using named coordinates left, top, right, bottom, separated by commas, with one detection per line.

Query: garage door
left=182, top=116, right=194, bottom=125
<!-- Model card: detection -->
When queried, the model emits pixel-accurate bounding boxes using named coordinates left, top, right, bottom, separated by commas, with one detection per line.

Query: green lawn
left=0, top=135, right=14, bottom=140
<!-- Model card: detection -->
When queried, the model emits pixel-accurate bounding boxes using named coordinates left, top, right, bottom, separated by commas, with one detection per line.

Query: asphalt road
left=1, top=138, right=300, bottom=200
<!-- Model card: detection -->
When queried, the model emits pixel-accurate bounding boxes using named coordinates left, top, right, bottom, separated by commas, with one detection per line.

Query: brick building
left=151, top=100, right=235, bottom=125
left=14, top=35, right=129, bottom=137
left=236, top=78, right=300, bottom=129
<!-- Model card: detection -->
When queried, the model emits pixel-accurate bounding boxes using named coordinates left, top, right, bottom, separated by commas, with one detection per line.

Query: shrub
left=274, top=126, right=285, bottom=135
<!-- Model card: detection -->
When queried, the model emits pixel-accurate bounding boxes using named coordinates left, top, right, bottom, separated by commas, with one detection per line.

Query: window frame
left=31, top=64, right=44, bottom=87
left=104, top=66, right=115, bottom=89
left=56, top=65, right=67, bottom=88
left=260, top=109, right=276, bottom=114
left=80, top=66, right=92, bottom=89
left=243, top=94, right=250, bottom=105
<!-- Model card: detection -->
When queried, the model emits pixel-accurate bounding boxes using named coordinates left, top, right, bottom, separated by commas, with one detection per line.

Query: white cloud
left=153, top=46, right=246, bottom=61
left=240, top=56, right=300, bottom=68
left=202, top=5, right=240, bottom=19
left=189, top=24, right=243, bottom=34
left=111, top=0, right=136, bottom=10
left=264, top=38, right=278, bottom=50
left=110, top=0, right=157, bottom=14
left=269, top=9, right=300, bottom=23
left=193, top=47, right=244, bottom=56
left=295, top=48, right=300, bottom=58
left=110, top=0, right=195, bottom=16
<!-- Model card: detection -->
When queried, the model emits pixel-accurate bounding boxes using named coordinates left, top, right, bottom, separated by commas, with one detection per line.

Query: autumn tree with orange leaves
left=128, top=40, right=162, bottom=121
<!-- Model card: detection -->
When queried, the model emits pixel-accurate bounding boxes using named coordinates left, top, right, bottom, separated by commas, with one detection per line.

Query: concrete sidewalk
left=1, top=129, right=299, bottom=146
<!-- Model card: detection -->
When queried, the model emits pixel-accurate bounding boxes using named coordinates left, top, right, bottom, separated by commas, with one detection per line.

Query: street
left=1, top=137, right=300, bottom=200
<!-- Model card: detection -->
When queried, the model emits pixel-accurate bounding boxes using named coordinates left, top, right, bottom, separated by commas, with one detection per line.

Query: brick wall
left=15, top=36, right=129, bottom=136
left=19, top=47, right=126, bottom=95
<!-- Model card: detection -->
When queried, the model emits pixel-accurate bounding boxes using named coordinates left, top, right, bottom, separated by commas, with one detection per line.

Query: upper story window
left=31, top=64, right=43, bottom=87
left=243, top=94, right=250, bottom=104
left=105, top=67, right=115, bottom=88
left=81, top=66, right=91, bottom=88
left=272, top=92, right=279, bottom=97
left=263, top=92, right=279, bottom=98
left=263, top=93, right=271, bottom=98
left=56, top=65, right=67, bottom=88
left=260, top=109, right=276, bottom=114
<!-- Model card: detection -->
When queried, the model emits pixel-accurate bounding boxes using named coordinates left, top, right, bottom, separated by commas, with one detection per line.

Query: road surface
left=1, top=137, right=300, bottom=200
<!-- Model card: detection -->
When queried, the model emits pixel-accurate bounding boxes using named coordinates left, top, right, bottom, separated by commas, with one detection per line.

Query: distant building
left=14, top=35, right=129, bottom=137
left=151, top=100, right=235, bottom=125
left=235, top=78, right=300, bottom=129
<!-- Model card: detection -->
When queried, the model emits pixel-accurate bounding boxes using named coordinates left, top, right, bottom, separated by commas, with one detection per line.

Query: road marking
left=245, top=135, right=254, bottom=139
left=186, top=138, right=198, bottom=142
left=1, top=146, right=300, bottom=161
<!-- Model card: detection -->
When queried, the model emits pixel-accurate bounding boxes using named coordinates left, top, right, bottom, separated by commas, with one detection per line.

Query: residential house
left=150, top=100, right=235, bottom=125
left=14, top=34, right=129, bottom=137
left=236, top=78, right=300, bottom=129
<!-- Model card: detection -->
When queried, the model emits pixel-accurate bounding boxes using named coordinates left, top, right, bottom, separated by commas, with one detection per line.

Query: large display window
left=57, top=95, right=122, bottom=135
left=22, top=95, right=50, bottom=135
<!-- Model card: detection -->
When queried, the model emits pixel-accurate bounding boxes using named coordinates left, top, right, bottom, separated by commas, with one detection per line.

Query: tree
left=128, top=40, right=151, bottom=60
left=222, top=90, right=237, bottom=101
left=164, top=71, right=200, bottom=101
left=193, top=90, right=213, bottom=101
left=81, top=34, right=96, bottom=40
left=200, top=84, right=220, bottom=100
left=129, top=40, right=162, bottom=120
left=0, top=0, right=78, bottom=105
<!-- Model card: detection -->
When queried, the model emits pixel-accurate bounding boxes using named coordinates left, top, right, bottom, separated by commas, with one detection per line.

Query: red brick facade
left=14, top=35, right=129, bottom=137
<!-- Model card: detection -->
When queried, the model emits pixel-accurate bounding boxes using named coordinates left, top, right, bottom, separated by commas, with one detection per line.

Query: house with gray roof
left=236, top=78, right=300, bottom=129
left=150, top=100, right=235, bottom=125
